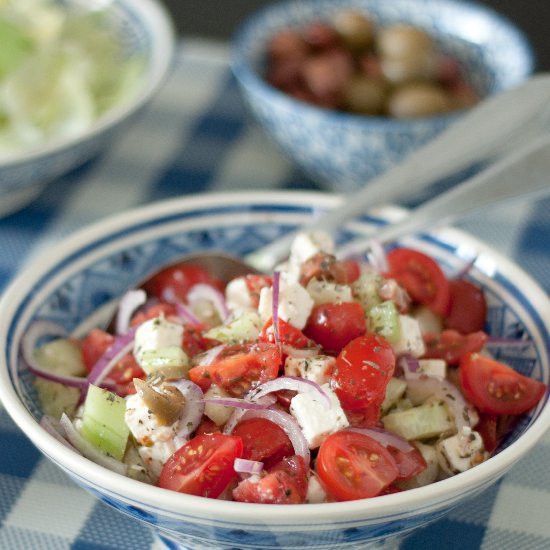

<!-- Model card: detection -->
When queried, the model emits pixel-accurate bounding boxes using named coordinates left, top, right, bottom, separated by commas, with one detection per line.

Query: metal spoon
left=142, top=75, right=550, bottom=283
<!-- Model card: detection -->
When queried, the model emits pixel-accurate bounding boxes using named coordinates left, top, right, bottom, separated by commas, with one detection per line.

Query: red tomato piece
left=244, top=274, right=273, bottom=308
left=303, top=302, right=367, bottom=354
left=459, top=353, right=547, bottom=415
left=233, top=455, right=308, bottom=504
left=316, top=431, right=399, bottom=501
left=80, top=329, right=144, bottom=396
left=158, top=433, right=243, bottom=498
left=475, top=413, right=499, bottom=453
left=422, top=329, right=488, bottom=365
left=231, top=417, right=294, bottom=469
left=142, top=263, right=224, bottom=303
left=188, top=342, right=282, bottom=397
left=386, top=247, right=451, bottom=316
left=331, top=334, right=395, bottom=411
left=344, top=395, right=385, bottom=428
left=260, top=317, right=316, bottom=349
left=194, top=417, right=221, bottom=436
left=445, top=279, right=487, bottom=334
left=342, top=259, right=361, bottom=284
left=387, top=445, right=427, bottom=480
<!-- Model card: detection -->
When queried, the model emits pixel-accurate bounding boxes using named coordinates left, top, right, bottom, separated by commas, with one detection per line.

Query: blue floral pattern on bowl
left=232, top=0, right=534, bottom=191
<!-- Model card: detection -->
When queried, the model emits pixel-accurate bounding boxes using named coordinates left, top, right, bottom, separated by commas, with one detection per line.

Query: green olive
left=343, top=75, right=387, bottom=114
left=377, top=24, right=435, bottom=60
left=332, top=10, right=375, bottom=51
left=387, top=82, right=452, bottom=118
left=380, top=52, right=439, bottom=84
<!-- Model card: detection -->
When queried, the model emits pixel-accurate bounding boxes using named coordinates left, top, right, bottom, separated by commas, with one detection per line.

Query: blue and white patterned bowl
left=0, top=0, right=175, bottom=217
left=0, top=192, right=549, bottom=550
left=231, top=0, right=534, bottom=192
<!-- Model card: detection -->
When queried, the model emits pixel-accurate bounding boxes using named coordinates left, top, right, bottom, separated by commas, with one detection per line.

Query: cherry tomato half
left=80, top=329, right=144, bottom=396
left=188, top=342, right=282, bottom=397
left=303, top=302, right=366, bottom=354
left=331, top=333, right=395, bottom=411
left=459, top=353, right=547, bottom=415
left=316, top=431, right=399, bottom=501
left=231, top=417, right=294, bottom=469
left=142, top=263, right=224, bottom=303
left=445, top=279, right=487, bottom=334
left=260, top=317, right=316, bottom=349
left=158, top=433, right=243, bottom=498
left=422, top=329, right=487, bottom=365
left=386, top=247, right=451, bottom=316
left=233, top=455, right=308, bottom=504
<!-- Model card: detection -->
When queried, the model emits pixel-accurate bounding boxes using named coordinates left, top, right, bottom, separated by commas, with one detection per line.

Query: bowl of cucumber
left=0, top=191, right=548, bottom=550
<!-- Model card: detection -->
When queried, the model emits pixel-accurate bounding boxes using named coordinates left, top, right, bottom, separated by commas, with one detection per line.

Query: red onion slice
left=225, top=408, right=311, bottom=466
left=272, top=271, right=281, bottom=347
left=234, top=458, right=264, bottom=476
left=280, top=344, right=320, bottom=358
left=166, top=379, right=205, bottom=439
left=59, top=414, right=128, bottom=476
left=187, top=283, right=229, bottom=322
left=400, top=355, right=421, bottom=379
left=21, top=320, right=68, bottom=366
left=346, top=427, right=414, bottom=453
left=203, top=397, right=273, bottom=410
left=195, top=344, right=225, bottom=366
left=87, top=328, right=136, bottom=386
left=174, top=302, right=202, bottom=326
left=247, top=376, right=331, bottom=409
left=40, top=415, right=79, bottom=450
left=116, top=289, right=147, bottom=335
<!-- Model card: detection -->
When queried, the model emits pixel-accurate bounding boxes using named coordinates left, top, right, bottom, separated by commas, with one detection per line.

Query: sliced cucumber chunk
left=367, top=300, right=400, bottom=344
left=80, top=384, right=129, bottom=460
left=382, top=401, right=454, bottom=440
left=204, top=310, right=262, bottom=344
left=381, top=377, right=408, bottom=413
left=33, top=338, right=86, bottom=418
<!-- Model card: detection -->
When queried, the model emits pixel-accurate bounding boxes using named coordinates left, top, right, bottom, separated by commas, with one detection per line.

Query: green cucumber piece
left=138, top=346, right=189, bottom=377
left=381, top=377, right=408, bottom=413
left=382, top=401, right=454, bottom=440
left=352, top=271, right=383, bottom=311
left=0, top=19, right=32, bottom=78
left=80, top=384, right=129, bottom=460
left=204, top=310, right=262, bottom=344
left=367, top=300, right=400, bottom=344
left=33, top=338, right=86, bottom=418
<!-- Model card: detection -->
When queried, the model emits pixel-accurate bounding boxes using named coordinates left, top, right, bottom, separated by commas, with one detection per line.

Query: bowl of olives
left=232, top=0, right=534, bottom=191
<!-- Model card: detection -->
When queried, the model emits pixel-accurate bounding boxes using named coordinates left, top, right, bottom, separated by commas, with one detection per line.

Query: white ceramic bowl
left=0, top=192, right=548, bottom=550
left=0, top=0, right=175, bottom=217
left=232, top=0, right=534, bottom=192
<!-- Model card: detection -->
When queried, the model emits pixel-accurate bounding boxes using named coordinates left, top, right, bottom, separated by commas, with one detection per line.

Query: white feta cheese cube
left=418, top=359, right=447, bottom=379
left=289, top=383, right=349, bottom=448
left=133, top=315, right=184, bottom=368
left=284, top=355, right=334, bottom=386
left=306, top=472, right=328, bottom=503
left=393, top=315, right=425, bottom=357
left=258, top=276, right=314, bottom=330
left=436, top=428, right=486, bottom=475
left=225, top=276, right=255, bottom=312
left=289, top=231, right=334, bottom=267
left=306, top=279, right=353, bottom=305
left=138, top=440, right=178, bottom=479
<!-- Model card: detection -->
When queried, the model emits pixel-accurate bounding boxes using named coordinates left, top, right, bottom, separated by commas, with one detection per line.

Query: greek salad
left=27, top=232, right=547, bottom=504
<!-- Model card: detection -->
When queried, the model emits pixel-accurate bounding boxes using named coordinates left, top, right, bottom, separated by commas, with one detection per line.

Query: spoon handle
left=339, top=134, right=550, bottom=258
left=247, top=75, right=550, bottom=272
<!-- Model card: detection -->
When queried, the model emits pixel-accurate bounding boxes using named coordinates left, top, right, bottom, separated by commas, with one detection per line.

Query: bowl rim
left=0, top=0, right=176, bottom=168
left=231, top=0, right=535, bottom=130
left=0, top=190, right=549, bottom=524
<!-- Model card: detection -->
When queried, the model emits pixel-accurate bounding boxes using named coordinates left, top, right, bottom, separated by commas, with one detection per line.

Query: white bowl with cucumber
left=0, top=192, right=548, bottom=550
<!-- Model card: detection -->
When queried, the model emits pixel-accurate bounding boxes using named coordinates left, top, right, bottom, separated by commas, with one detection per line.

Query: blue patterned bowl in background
left=0, top=192, right=549, bottom=550
left=0, top=0, right=175, bottom=217
left=231, top=0, right=534, bottom=192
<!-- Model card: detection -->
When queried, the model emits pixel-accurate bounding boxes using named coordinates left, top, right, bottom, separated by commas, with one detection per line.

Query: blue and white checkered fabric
left=1, top=40, right=549, bottom=550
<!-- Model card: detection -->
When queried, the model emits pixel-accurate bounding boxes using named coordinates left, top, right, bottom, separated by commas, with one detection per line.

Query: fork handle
left=339, top=134, right=550, bottom=258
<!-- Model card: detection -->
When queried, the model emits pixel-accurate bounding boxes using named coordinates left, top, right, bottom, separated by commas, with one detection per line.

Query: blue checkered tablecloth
left=1, top=39, right=550, bottom=550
